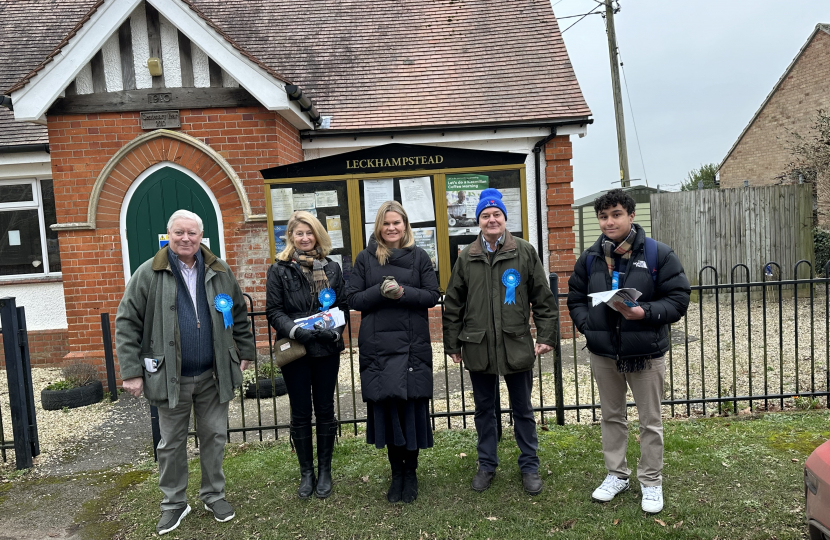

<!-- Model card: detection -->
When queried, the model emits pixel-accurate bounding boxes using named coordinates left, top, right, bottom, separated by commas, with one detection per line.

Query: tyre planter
left=41, top=380, right=104, bottom=411
left=244, top=377, right=288, bottom=399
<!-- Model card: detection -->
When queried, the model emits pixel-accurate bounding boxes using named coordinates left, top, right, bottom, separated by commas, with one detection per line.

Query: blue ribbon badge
left=318, top=288, right=336, bottom=311
left=214, top=294, right=234, bottom=329
left=502, top=269, right=520, bottom=305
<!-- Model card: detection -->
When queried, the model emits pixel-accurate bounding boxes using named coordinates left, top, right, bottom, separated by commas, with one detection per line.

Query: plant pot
left=244, top=377, right=288, bottom=399
left=41, top=380, right=104, bottom=411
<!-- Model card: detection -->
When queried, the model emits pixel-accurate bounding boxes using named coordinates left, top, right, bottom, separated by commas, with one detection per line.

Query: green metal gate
left=125, top=167, right=221, bottom=274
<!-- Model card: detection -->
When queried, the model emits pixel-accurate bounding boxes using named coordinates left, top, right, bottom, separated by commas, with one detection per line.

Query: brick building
left=719, top=23, right=830, bottom=225
left=0, top=0, right=591, bottom=374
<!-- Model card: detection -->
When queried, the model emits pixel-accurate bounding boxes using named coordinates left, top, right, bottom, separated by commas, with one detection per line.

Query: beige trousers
left=590, top=352, right=665, bottom=486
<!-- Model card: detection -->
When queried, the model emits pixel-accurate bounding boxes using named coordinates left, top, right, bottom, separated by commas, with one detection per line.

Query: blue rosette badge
left=214, top=294, right=234, bottom=328
left=318, top=288, right=336, bottom=311
left=502, top=269, right=520, bottom=305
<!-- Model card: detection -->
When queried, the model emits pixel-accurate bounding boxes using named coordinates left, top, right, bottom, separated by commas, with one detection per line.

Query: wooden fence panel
left=651, top=184, right=815, bottom=285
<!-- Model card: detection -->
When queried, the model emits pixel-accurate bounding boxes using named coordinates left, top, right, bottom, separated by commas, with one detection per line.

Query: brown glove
left=380, top=276, right=404, bottom=299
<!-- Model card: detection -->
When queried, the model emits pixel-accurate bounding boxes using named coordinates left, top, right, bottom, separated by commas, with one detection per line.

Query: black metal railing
left=223, top=260, right=830, bottom=443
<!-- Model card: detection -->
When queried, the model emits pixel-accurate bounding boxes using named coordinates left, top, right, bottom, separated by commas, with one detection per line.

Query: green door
left=125, top=167, right=221, bottom=275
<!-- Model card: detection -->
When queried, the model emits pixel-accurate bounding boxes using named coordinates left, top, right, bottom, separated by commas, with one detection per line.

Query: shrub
left=60, top=361, right=98, bottom=388
left=815, top=227, right=830, bottom=275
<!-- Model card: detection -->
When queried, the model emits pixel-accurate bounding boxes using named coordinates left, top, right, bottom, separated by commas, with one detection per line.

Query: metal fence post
left=16, top=306, right=39, bottom=457
left=100, top=313, right=118, bottom=402
left=0, top=298, right=37, bottom=469
left=549, top=274, right=565, bottom=426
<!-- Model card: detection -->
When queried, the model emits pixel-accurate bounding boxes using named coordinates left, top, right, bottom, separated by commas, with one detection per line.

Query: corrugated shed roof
left=0, top=0, right=591, bottom=132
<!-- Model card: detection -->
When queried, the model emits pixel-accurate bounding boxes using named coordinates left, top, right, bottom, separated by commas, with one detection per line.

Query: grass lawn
left=111, top=410, right=829, bottom=539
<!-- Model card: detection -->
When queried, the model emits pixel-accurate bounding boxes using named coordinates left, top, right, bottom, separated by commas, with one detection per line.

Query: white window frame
left=0, top=178, right=60, bottom=279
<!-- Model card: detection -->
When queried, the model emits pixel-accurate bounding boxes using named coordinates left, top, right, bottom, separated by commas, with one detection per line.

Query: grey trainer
left=157, top=505, right=191, bottom=535
left=204, top=499, right=235, bottom=522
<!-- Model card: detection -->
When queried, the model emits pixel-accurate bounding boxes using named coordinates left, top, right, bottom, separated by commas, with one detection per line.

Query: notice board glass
left=261, top=143, right=529, bottom=291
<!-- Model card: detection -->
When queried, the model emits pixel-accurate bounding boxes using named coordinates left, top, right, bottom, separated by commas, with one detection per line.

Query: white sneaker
left=641, top=484, right=664, bottom=513
left=591, top=474, right=630, bottom=502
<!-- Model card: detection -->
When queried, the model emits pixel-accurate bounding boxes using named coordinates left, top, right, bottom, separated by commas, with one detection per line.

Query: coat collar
left=152, top=245, right=224, bottom=272
left=588, top=223, right=645, bottom=255
left=468, top=230, right=517, bottom=257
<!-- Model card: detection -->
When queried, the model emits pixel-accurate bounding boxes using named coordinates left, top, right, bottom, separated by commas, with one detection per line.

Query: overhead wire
left=561, top=3, right=603, bottom=33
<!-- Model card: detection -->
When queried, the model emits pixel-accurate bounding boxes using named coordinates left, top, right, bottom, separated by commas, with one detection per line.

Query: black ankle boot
left=315, top=422, right=337, bottom=498
left=290, top=424, right=315, bottom=499
left=402, top=449, right=419, bottom=503
left=387, top=446, right=405, bottom=503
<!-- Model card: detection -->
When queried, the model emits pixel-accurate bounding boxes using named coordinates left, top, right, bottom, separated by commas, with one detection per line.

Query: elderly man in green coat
left=116, top=209, right=255, bottom=535
left=443, top=188, right=558, bottom=496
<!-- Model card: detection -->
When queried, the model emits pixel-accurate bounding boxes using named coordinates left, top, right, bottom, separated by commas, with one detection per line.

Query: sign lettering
left=140, top=110, right=181, bottom=130
left=345, top=155, right=444, bottom=170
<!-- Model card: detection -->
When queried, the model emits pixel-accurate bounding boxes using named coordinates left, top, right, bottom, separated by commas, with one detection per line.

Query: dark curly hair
left=593, top=189, right=636, bottom=216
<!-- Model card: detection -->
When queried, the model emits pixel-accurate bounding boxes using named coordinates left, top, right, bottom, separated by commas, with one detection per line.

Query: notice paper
left=274, top=225, right=287, bottom=252
left=588, top=288, right=643, bottom=312
left=501, top=188, right=523, bottom=233
left=412, top=227, right=438, bottom=269
left=363, top=179, right=394, bottom=222
left=400, top=177, right=435, bottom=223
left=326, top=215, right=344, bottom=249
left=364, top=223, right=375, bottom=246
left=293, top=192, right=316, bottom=210
left=316, top=190, right=339, bottom=208
left=328, top=254, right=343, bottom=269
left=270, top=187, right=294, bottom=221
left=8, top=230, right=20, bottom=246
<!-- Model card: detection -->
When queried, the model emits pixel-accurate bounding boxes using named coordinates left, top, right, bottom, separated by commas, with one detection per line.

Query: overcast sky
left=555, top=0, right=829, bottom=198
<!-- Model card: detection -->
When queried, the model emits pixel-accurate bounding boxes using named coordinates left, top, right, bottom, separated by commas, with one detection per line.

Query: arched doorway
left=121, top=163, right=224, bottom=279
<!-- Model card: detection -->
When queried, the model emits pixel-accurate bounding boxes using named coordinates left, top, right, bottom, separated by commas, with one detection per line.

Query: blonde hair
left=276, top=211, right=332, bottom=261
left=372, top=201, right=414, bottom=266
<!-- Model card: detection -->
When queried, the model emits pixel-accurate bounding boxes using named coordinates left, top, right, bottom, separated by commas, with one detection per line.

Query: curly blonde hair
left=276, top=211, right=332, bottom=261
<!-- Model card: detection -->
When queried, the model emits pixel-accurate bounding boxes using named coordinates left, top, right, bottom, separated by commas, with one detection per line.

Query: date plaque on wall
left=140, top=110, right=181, bottom=130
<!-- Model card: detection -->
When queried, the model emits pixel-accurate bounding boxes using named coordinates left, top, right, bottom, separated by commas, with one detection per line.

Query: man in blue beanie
left=443, top=188, right=558, bottom=495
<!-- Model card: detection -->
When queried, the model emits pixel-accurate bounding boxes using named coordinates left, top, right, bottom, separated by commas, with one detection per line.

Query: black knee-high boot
left=315, top=422, right=337, bottom=498
left=402, top=448, right=419, bottom=503
left=290, top=424, right=316, bottom=499
left=387, top=445, right=405, bottom=503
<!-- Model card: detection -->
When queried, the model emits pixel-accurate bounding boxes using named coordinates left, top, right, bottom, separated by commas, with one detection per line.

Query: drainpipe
left=532, top=127, right=558, bottom=265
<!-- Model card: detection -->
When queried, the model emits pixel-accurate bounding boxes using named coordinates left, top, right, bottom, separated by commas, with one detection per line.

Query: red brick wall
left=0, top=328, right=69, bottom=368
left=47, top=107, right=303, bottom=370
left=545, top=136, right=576, bottom=336
left=720, top=30, right=830, bottom=188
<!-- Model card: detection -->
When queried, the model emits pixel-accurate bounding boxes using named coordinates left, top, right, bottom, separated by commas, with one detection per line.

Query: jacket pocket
left=229, top=347, right=244, bottom=388
left=502, top=325, right=535, bottom=371
left=459, top=328, right=489, bottom=372
left=143, top=354, right=168, bottom=402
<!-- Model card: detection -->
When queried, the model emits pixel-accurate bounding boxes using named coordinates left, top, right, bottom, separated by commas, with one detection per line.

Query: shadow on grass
left=112, top=410, right=829, bottom=539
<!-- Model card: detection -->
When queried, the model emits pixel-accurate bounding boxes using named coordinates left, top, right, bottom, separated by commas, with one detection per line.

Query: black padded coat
left=567, top=224, right=691, bottom=361
left=265, top=258, right=346, bottom=358
left=346, top=244, right=440, bottom=402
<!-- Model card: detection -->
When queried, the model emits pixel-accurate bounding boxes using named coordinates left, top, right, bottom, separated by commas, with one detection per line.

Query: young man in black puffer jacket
left=568, top=189, right=690, bottom=514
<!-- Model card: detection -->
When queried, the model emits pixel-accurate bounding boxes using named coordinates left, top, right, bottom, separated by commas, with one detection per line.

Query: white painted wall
left=0, top=282, right=67, bottom=330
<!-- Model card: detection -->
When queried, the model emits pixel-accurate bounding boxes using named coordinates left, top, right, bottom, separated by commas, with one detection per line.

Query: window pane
left=0, top=209, right=44, bottom=276
left=41, top=180, right=61, bottom=273
left=0, top=183, right=34, bottom=204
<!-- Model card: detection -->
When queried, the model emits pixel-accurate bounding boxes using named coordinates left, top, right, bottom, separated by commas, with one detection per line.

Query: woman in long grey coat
left=347, top=201, right=440, bottom=504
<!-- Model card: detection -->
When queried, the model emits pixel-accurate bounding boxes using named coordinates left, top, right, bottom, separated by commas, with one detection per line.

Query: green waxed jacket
left=115, top=245, right=256, bottom=408
left=442, top=231, right=558, bottom=375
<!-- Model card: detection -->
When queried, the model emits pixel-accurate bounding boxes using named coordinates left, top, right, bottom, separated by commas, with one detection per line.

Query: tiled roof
left=0, top=0, right=101, bottom=93
left=0, top=0, right=591, bottom=132
left=188, top=0, right=591, bottom=130
left=0, top=108, right=47, bottom=148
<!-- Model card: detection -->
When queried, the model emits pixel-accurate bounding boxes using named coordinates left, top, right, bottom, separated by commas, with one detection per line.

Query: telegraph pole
left=605, top=0, right=630, bottom=187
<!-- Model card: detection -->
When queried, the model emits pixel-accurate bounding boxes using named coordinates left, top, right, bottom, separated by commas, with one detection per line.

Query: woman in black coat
left=347, top=200, right=440, bottom=504
left=266, top=210, right=346, bottom=500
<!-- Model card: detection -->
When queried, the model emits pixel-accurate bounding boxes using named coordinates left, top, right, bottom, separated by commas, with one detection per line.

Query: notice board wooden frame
left=262, top=145, right=528, bottom=291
